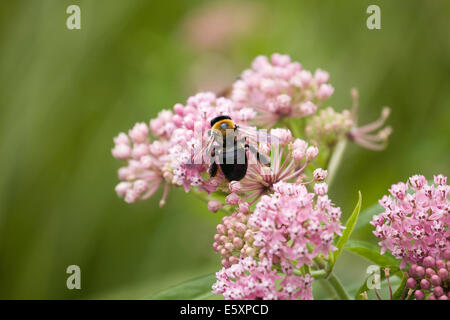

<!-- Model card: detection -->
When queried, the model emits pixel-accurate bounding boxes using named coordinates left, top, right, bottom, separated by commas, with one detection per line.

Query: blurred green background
left=0, top=0, right=449, bottom=299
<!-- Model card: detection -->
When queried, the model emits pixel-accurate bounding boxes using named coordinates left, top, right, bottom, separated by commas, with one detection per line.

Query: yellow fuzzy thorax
left=211, top=119, right=236, bottom=135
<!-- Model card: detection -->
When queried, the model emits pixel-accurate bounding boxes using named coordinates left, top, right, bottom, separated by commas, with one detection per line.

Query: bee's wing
left=192, top=131, right=217, bottom=165
left=235, top=124, right=279, bottom=146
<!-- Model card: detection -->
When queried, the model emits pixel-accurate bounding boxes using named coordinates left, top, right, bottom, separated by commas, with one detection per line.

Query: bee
left=202, top=115, right=273, bottom=182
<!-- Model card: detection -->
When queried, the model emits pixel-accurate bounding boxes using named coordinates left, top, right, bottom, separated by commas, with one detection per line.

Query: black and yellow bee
left=204, top=115, right=272, bottom=182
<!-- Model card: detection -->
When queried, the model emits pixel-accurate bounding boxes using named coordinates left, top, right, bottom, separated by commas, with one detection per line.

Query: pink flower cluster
left=248, top=181, right=343, bottom=267
left=231, top=53, right=334, bottom=127
left=213, top=202, right=252, bottom=267
left=112, top=123, right=172, bottom=205
left=212, top=256, right=313, bottom=300
left=212, top=181, right=343, bottom=299
left=112, top=92, right=256, bottom=204
left=371, top=174, right=449, bottom=267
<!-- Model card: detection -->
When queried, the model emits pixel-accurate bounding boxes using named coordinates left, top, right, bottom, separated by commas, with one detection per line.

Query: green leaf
left=344, top=240, right=400, bottom=268
left=331, top=191, right=362, bottom=269
left=354, top=203, right=383, bottom=232
left=392, top=273, right=407, bottom=300
left=150, top=274, right=217, bottom=300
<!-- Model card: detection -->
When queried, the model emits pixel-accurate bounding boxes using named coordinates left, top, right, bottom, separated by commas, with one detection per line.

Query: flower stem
left=310, top=269, right=328, bottom=279
left=325, top=139, right=347, bottom=187
left=327, top=273, right=350, bottom=300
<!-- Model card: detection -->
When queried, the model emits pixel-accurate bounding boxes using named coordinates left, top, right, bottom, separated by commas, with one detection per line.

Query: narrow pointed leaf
left=344, top=240, right=400, bottom=267
left=331, top=191, right=362, bottom=268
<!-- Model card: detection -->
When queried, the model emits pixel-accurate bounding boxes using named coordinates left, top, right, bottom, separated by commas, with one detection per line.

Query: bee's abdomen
left=220, top=162, right=248, bottom=181
left=219, top=148, right=248, bottom=181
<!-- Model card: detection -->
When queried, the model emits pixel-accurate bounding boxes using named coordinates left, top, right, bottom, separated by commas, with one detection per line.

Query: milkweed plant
left=112, top=54, right=449, bottom=300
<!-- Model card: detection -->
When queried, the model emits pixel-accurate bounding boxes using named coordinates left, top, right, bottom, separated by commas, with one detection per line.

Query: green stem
left=310, top=269, right=328, bottom=279
left=327, top=273, right=350, bottom=300
left=325, top=139, right=347, bottom=187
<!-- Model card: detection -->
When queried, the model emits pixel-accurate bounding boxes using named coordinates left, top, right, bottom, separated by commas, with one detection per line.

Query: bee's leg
left=245, top=144, right=270, bottom=166
left=209, top=161, right=219, bottom=177
left=208, top=149, right=219, bottom=177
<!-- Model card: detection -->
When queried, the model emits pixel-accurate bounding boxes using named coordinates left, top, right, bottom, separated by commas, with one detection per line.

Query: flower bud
left=216, top=224, right=226, bottom=234
left=306, top=146, right=319, bottom=161
left=420, top=279, right=430, bottom=290
left=423, top=256, right=435, bottom=267
left=435, top=260, right=445, bottom=269
left=318, top=83, right=334, bottom=100
left=433, top=286, right=444, bottom=297
left=292, top=139, right=308, bottom=161
left=226, top=193, right=240, bottom=205
left=431, top=275, right=441, bottom=286
left=426, top=268, right=436, bottom=278
left=112, top=144, right=131, bottom=159
left=128, top=122, right=149, bottom=143
left=208, top=200, right=224, bottom=213
left=314, top=69, right=329, bottom=84
left=415, top=266, right=425, bottom=277
left=414, top=290, right=425, bottom=300
left=409, top=264, right=418, bottom=277
left=443, top=249, right=450, bottom=260
left=233, top=237, right=243, bottom=249
left=299, top=101, right=317, bottom=116
left=229, top=181, right=241, bottom=193
left=313, top=168, right=328, bottom=181
left=438, top=268, right=448, bottom=279
left=406, top=277, right=417, bottom=289
left=221, top=259, right=230, bottom=268
left=224, top=243, right=234, bottom=252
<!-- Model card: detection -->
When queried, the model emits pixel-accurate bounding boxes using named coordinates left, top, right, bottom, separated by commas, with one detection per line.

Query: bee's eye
left=220, top=123, right=228, bottom=129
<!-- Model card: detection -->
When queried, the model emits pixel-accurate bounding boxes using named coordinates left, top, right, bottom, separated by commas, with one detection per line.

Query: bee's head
left=210, top=115, right=236, bottom=138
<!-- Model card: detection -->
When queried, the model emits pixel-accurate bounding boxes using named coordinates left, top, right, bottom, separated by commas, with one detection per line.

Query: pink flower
left=371, top=174, right=450, bottom=267
left=313, top=168, right=328, bottom=181
left=231, top=53, right=333, bottom=127
left=348, top=106, right=392, bottom=151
